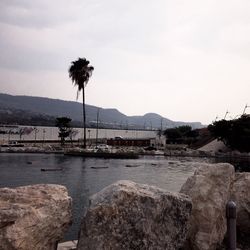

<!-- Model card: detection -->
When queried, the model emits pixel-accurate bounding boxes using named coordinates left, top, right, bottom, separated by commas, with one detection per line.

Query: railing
left=226, top=200, right=237, bottom=250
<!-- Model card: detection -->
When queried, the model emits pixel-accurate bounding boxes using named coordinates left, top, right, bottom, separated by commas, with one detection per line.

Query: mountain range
left=0, top=93, right=204, bottom=129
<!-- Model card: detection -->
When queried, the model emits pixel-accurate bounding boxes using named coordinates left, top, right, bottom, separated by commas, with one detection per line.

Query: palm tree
left=69, top=58, right=94, bottom=148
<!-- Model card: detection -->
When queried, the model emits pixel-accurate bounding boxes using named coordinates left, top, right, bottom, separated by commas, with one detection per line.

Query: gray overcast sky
left=0, top=0, right=250, bottom=124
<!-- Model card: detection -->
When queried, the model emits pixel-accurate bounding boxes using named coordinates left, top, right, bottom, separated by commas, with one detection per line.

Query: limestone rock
left=0, top=184, right=72, bottom=250
left=78, top=180, right=192, bottom=250
left=180, top=163, right=234, bottom=250
left=232, top=173, right=250, bottom=248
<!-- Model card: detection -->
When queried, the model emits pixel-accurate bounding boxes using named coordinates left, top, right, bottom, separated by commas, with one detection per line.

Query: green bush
left=208, top=115, right=250, bottom=152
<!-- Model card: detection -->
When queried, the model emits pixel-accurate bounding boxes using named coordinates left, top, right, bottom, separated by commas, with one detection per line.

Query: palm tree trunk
left=82, top=87, right=86, bottom=148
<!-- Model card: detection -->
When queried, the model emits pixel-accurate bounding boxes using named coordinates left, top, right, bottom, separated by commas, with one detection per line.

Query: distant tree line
left=163, top=125, right=199, bottom=145
left=208, top=114, right=250, bottom=152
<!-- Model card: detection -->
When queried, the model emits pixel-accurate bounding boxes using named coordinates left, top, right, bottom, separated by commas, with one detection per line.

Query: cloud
left=0, top=0, right=81, bottom=28
left=0, top=0, right=250, bottom=123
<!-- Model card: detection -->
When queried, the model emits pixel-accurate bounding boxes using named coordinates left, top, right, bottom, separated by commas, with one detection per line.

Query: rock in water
left=231, top=173, right=250, bottom=248
left=78, top=180, right=192, bottom=250
left=180, top=163, right=234, bottom=250
left=0, top=184, right=72, bottom=250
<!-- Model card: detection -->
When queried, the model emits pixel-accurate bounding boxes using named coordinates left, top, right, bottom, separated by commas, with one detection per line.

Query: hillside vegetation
left=0, top=93, right=203, bottom=129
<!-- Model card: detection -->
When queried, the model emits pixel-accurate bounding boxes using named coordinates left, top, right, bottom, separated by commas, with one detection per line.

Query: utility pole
left=95, top=108, right=100, bottom=148
left=42, top=129, right=46, bottom=147
left=158, top=118, right=163, bottom=149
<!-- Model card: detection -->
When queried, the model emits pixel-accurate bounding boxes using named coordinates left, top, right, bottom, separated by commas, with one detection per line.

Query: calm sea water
left=0, top=153, right=248, bottom=240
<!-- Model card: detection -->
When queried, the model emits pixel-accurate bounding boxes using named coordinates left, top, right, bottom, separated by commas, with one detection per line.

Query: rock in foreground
left=232, top=172, right=250, bottom=248
left=0, top=184, right=72, bottom=250
left=78, top=180, right=192, bottom=250
left=180, top=163, right=234, bottom=250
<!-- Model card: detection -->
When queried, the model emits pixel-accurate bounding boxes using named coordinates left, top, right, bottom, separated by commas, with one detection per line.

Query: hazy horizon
left=1, top=1, right=250, bottom=124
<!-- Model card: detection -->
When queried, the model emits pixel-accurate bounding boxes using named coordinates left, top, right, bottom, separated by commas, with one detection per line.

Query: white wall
left=0, top=125, right=157, bottom=142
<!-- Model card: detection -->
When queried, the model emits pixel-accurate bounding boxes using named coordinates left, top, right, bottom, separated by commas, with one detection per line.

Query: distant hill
left=0, top=93, right=204, bottom=129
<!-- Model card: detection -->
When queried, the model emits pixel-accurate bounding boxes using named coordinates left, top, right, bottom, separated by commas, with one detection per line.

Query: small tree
left=164, top=128, right=182, bottom=143
left=164, top=125, right=192, bottom=144
left=56, top=117, right=72, bottom=146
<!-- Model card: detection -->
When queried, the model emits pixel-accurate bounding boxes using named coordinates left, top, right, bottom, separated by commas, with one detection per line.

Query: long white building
left=0, top=125, right=157, bottom=143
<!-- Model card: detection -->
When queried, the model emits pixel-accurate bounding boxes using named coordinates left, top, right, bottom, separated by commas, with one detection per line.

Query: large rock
left=0, top=184, right=72, bottom=250
left=231, top=172, right=250, bottom=248
left=180, top=163, right=234, bottom=250
left=78, top=180, right=192, bottom=250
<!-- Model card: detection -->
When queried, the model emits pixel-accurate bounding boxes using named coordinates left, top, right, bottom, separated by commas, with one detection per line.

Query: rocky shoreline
left=1, top=145, right=250, bottom=160
left=0, top=146, right=63, bottom=154
left=0, top=163, right=249, bottom=249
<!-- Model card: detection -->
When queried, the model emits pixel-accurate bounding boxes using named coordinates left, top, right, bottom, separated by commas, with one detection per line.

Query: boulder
left=78, top=180, right=192, bottom=250
left=180, top=163, right=234, bottom=250
left=231, top=172, right=250, bottom=248
left=0, top=184, right=72, bottom=250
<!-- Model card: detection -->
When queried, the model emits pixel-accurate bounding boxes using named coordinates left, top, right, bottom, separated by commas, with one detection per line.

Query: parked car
left=96, top=144, right=110, bottom=150
left=114, top=136, right=123, bottom=140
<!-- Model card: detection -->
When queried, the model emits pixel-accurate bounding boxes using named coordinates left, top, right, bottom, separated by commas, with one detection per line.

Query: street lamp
left=224, top=111, right=230, bottom=119
left=8, top=129, right=11, bottom=143
left=33, top=127, right=39, bottom=145
left=96, top=109, right=100, bottom=148
left=242, top=104, right=250, bottom=115
left=42, top=129, right=46, bottom=147
left=88, top=129, right=91, bottom=146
